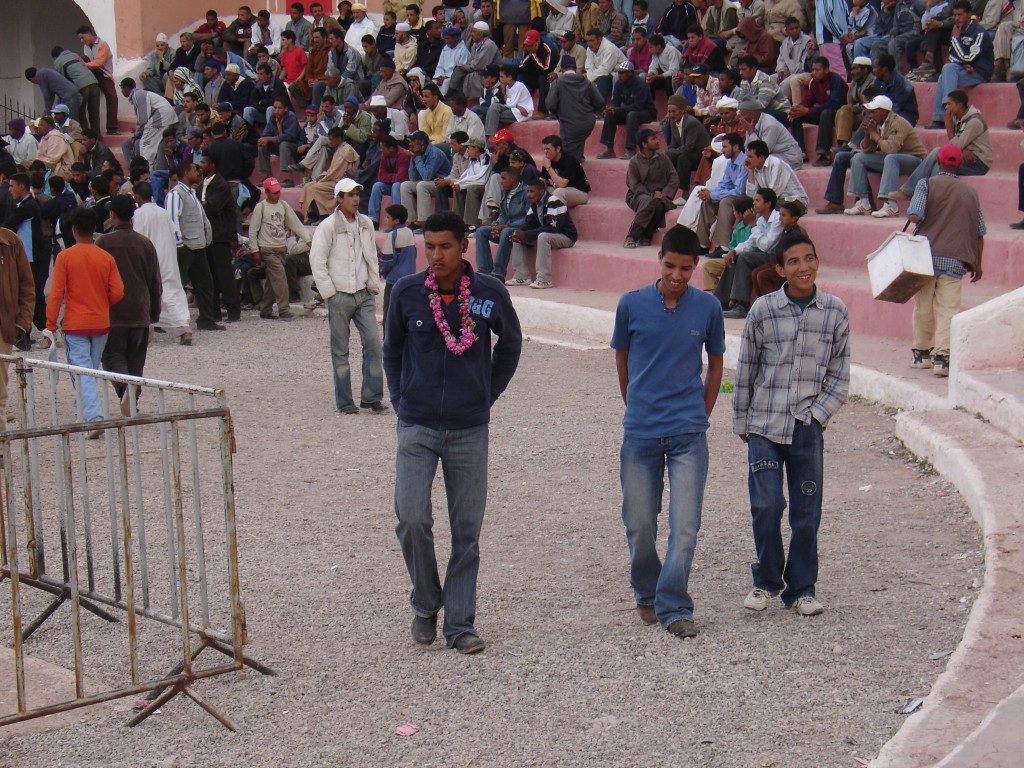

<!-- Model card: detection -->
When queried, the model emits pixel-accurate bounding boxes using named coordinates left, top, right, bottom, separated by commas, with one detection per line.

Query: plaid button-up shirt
left=733, top=286, right=851, bottom=445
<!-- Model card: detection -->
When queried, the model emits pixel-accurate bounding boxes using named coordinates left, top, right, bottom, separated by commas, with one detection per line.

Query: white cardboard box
left=866, top=231, right=934, bottom=304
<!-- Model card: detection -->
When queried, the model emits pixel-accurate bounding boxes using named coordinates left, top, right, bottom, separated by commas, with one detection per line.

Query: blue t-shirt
left=610, top=282, right=726, bottom=438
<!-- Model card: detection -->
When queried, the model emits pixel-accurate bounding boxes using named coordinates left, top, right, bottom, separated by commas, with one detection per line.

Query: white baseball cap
left=852, top=56, right=872, bottom=67
left=863, top=95, right=893, bottom=111
left=334, top=178, right=363, bottom=196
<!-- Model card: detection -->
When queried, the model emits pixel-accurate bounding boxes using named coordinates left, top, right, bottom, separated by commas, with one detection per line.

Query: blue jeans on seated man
left=64, top=332, right=109, bottom=423
left=620, top=431, right=709, bottom=628
left=326, top=289, right=384, bottom=411
left=823, top=150, right=856, bottom=203
left=849, top=151, right=923, bottom=199
left=369, top=181, right=403, bottom=221
left=747, top=419, right=824, bottom=606
left=898, top=147, right=989, bottom=197
left=933, top=63, right=986, bottom=122
left=394, top=420, right=489, bottom=646
left=474, top=225, right=516, bottom=277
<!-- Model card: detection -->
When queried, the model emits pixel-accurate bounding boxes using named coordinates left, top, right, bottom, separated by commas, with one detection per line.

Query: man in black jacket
left=199, top=154, right=241, bottom=322
left=3, top=172, right=49, bottom=333
left=383, top=211, right=521, bottom=656
left=507, top=177, right=578, bottom=288
left=245, top=63, right=289, bottom=131
left=96, top=196, right=162, bottom=411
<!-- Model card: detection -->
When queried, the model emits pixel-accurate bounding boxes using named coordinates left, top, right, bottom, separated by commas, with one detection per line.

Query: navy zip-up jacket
left=383, top=262, right=522, bottom=430
left=519, top=192, right=578, bottom=245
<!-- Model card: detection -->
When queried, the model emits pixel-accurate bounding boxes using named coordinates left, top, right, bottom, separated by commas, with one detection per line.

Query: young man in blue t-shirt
left=610, top=225, right=726, bottom=639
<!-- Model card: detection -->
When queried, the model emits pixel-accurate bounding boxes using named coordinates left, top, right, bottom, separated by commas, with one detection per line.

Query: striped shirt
left=733, top=286, right=851, bottom=445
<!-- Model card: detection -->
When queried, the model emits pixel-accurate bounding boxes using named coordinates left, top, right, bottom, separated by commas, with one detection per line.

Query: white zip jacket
left=310, top=209, right=382, bottom=298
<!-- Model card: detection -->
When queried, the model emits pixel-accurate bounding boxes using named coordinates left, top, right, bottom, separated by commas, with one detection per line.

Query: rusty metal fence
left=0, top=353, right=271, bottom=731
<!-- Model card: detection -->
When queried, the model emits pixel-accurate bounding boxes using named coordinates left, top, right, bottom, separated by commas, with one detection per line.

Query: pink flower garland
left=425, top=268, right=478, bottom=355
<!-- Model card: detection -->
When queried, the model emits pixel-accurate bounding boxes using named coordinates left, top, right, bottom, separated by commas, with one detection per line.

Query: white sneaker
left=871, top=201, right=900, bottom=218
left=791, top=595, right=824, bottom=616
left=844, top=199, right=872, bottom=215
left=744, top=588, right=777, bottom=611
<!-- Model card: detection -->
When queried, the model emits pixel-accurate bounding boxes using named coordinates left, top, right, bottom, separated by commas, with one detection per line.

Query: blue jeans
left=326, top=289, right=384, bottom=411
left=747, top=419, right=824, bottom=605
left=475, top=225, right=516, bottom=277
left=933, top=63, right=986, bottom=121
left=620, top=432, right=709, bottom=627
left=394, top=420, right=489, bottom=644
left=594, top=74, right=613, bottom=103
left=150, top=170, right=169, bottom=207
left=898, top=147, right=989, bottom=196
left=849, top=151, right=923, bottom=199
left=64, top=332, right=108, bottom=423
left=824, top=150, right=855, bottom=204
left=614, top=0, right=634, bottom=21
left=369, top=181, right=402, bottom=221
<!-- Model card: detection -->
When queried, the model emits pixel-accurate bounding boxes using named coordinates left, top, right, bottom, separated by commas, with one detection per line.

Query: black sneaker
left=932, top=353, right=949, bottom=377
left=411, top=614, right=437, bottom=645
left=196, top=321, right=226, bottom=331
left=911, top=348, right=933, bottom=369
left=360, top=401, right=390, bottom=413
left=452, top=632, right=485, bottom=654
left=339, top=405, right=360, bottom=415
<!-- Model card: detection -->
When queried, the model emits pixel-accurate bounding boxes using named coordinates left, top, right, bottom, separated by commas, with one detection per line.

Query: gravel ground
left=1, top=312, right=983, bottom=768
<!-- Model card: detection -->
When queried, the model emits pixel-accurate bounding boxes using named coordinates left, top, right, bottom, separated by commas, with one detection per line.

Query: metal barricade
left=0, top=353, right=272, bottom=731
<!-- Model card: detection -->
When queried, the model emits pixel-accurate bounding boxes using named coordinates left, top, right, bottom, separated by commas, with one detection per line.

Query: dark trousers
left=789, top=114, right=820, bottom=158
left=626, top=194, right=673, bottom=241
left=207, top=241, right=241, bottom=319
left=815, top=109, right=838, bottom=155
left=715, top=248, right=774, bottom=307
left=96, top=72, right=119, bottom=133
left=29, top=254, right=51, bottom=332
left=668, top=148, right=703, bottom=195
left=601, top=109, right=656, bottom=151
left=176, top=245, right=218, bottom=326
left=101, top=327, right=150, bottom=399
left=1018, top=163, right=1024, bottom=213
left=80, top=83, right=101, bottom=134
left=382, top=282, right=394, bottom=338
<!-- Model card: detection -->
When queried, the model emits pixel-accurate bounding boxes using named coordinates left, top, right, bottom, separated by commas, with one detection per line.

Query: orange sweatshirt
left=46, top=243, right=125, bottom=334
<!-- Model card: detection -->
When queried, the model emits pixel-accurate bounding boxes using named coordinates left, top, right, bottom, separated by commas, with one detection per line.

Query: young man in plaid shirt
left=733, top=229, right=850, bottom=617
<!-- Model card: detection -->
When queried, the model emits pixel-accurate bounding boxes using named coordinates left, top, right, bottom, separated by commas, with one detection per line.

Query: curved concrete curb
left=872, top=410, right=1024, bottom=767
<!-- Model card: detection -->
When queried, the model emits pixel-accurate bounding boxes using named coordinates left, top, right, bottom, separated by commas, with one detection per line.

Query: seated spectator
left=288, top=28, right=330, bottom=110
left=787, top=57, right=847, bottom=164
left=585, top=28, right=628, bottom=102
left=286, top=3, right=314, bottom=51
left=341, top=95, right=374, bottom=153
left=171, top=33, right=201, bottom=75
left=716, top=185, right=781, bottom=316
left=360, top=35, right=385, bottom=94
left=750, top=199, right=803, bottom=302
left=776, top=17, right=813, bottom=105
left=545, top=0, right=577, bottom=39
left=393, top=23, right=418, bottom=73
left=873, top=53, right=919, bottom=126
left=419, top=83, right=453, bottom=148
left=507, top=177, right=578, bottom=289
left=853, top=0, right=919, bottom=65
left=399, top=130, right=453, bottom=229
left=632, top=0, right=657, bottom=38
left=366, top=94, right=410, bottom=140
left=734, top=17, right=778, bottom=73
left=703, top=0, right=739, bottom=44
left=257, top=100, right=303, bottom=187
left=369, top=135, right=412, bottom=222
left=701, top=193, right=754, bottom=291
left=194, top=10, right=228, bottom=44
left=435, top=27, right=470, bottom=94
left=685, top=131, right=748, bottom=248
left=471, top=66, right=502, bottom=122
left=538, top=134, right=590, bottom=207
left=546, top=57, right=605, bottom=162
left=926, top=2, right=992, bottom=128
left=763, top=0, right=805, bottom=43
left=484, top=65, right=534, bottom=138
left=723, top=0, right=765, bottom=64
left=376, top=10, right=399, bottom=54
left=379, top=203, right=416, bottom=326
left=447, top=22, right=501, bottom=100
left=373, top=58, right=410, bottom=108
left=346, top=3, right=379, bottom=49
left=553, top=31, right=588, bottom=76
left=4, top=119, right=38, bottom=166
left=446, top=92, right=485, bottom=143
left=451, top=136, right=491, bottom=229
left=475, top=167, right=528, bottom=281
left=733, top=55, right=791, bottom=125
left=662, top=94, right=712, bottom=196
left=645, top=34, right=682, bottom=100
left=300, top=127, right=360, bottom=222
left=815, top=94, right=926, bottom=216
left=140, top=33, right=174, bottom=96
left=843, top=0, right=878, bottom=66
left=279, top=31, right=309, bottom=85
left=658, top=0, right=700, bottom=48
left=597, top=61, right=656, bottom=160
left=247, top=63, right=291, bottom=131
left=813, top=55, right=875, bottom=166
left=892, top=88, right=991, bottom=203
left=743, top=139, right=808, bottom=207
left=681, top=24, right=726, bottom=71
left=623, top=127, right=678, bottom=248
left=688, top=64, right=724, bottom=122
left=519, top=30, right=556, bottom=104
left=629, top=29, right=654, bottom=76
left=738, top=98, right=803, bottom=168
left=248, top=10, right=283, bottom=61
left=596, top=0, right=630, bottom=47
left=221, top=64, right=255, bottom=115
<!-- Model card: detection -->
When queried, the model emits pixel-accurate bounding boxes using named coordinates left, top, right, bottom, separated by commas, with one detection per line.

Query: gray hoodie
left=545, top=73, right=605, bottom=139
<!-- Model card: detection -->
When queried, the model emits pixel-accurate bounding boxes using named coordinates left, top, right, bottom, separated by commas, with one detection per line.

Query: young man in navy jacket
left=383, top=210, right=522, bottom=654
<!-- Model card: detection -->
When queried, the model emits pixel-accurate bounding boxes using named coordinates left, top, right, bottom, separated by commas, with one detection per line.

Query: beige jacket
left=309, top=209, right=381, bottom=298
left=863, top=112, right=928, bottom=158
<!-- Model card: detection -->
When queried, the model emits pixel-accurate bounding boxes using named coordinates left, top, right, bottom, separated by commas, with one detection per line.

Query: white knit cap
left=396, top=21, right=412, bottom=31
left=473, top=20, right=491, bottom=31
left=716, top=96, right=739, bottom=110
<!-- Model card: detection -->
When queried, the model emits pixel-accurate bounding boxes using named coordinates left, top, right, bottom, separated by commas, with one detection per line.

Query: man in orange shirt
left=45, top=206, right=125, bottom=433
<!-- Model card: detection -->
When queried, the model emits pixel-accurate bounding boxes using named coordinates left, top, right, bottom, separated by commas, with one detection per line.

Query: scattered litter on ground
left=395, top=723, right=420, bottom=736
left=897, top=697, right=925, bottom=715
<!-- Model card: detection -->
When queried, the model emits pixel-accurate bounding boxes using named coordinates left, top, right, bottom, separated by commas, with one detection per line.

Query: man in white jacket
left=743, top=139, right=809, bottom=208
left=132, top=181, right=193, bottom=345
left=310, top=178, right=387, bottom=415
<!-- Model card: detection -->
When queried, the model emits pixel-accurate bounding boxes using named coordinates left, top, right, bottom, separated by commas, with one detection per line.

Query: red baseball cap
left=524, top=30, right=540, bottom=45
left=489, top=128, right=515, bottom=144
left=263, top=177, right=282, bottom=192
left=937, top=143, right=962, bottom=167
